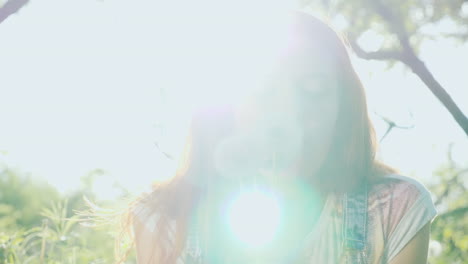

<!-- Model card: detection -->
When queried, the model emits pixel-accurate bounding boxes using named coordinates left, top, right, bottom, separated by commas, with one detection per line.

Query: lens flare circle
left=226, top=188, right=281, bottom=248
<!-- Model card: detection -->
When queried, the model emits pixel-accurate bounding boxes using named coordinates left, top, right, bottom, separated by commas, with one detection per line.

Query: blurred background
left=0, top=0, right=467, bottom=263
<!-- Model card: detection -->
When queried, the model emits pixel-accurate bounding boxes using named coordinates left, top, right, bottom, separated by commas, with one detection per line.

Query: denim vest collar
left=183, top=179, right=370, bottom=264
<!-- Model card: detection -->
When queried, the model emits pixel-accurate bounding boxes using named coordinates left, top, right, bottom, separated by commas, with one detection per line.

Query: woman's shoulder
left=365, top=174, right=438, bottom=262
left=367, top=173, right=438, bottom=240
left=368, top=173, right=437, bottom=213
left=368, top=173, right=434, bottom=204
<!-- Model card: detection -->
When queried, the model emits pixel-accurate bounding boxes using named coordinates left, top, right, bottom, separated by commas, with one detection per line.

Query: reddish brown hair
left=116, top=11, right=397, bottom=264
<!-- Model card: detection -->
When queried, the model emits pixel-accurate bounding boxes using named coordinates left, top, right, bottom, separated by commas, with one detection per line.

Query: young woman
left=125, top=11, right=437, bottom=264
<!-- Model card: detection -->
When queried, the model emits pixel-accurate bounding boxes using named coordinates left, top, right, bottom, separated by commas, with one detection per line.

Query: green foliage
left=428, top=159, right=468, bottom=264
left=0, top=157, right=466, bottom=263
left=0, top=167, right=136, bottom=264
left=0, top=168, right=60, bottom=230
left=303, top=0, right=468, bottom=58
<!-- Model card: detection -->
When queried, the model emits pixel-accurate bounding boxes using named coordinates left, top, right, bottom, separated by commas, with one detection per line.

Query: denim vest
left=183, top=180, right=369, bottom=264
left=339, top=179, right=369, bottom=264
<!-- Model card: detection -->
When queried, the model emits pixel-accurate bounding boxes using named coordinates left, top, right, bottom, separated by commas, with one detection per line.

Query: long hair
left=113, top=11, right=398, bottom=264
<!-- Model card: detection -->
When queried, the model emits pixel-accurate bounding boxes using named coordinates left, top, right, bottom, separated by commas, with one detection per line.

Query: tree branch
left=350, top=0, right=468, bottom=136
left=348, top=38, right=404, bottom=61
left=400, top=50, right=468, bottom=135
left=0, top=0, right=29, bottom=24
left=373, top=111, right=415, bottom=142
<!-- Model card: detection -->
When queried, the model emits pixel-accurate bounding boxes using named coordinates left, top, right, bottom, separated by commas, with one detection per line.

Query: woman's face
left=234, top=39, right=341, bottom=178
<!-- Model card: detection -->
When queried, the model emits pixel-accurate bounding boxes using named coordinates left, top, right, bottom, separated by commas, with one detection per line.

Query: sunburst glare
left=225, top=187, right=282, bottom=248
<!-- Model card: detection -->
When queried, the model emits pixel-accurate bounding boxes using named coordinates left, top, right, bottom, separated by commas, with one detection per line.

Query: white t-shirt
left=302, top=173, right=438, bottom=263
left=133, top=173, right=438, bottom=263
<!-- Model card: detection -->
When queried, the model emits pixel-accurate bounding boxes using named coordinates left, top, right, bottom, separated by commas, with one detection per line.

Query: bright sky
left=0, top=0, right=467, bottom=199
